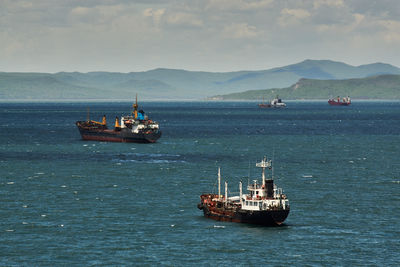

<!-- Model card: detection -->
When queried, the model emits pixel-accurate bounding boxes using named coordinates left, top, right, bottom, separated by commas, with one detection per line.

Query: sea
left=0, top=100, right=399, bottom=266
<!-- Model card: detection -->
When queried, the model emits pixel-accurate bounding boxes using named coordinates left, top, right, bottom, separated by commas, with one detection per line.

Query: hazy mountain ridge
left=213, top=74, right=400, bottom=100
left=1, top=60, right=399, bottom=100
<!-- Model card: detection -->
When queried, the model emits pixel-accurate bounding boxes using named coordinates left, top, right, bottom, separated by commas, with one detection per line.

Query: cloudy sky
left=1, top=0, right=399, bottom=73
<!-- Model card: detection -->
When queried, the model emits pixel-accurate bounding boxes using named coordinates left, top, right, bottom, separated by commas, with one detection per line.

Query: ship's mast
left=272, top=149, right=275, bottom=179
left=218, top=167, right=221, bottom=199
left=133, top=94, right=138, bottom=119
left=239, top=181, right=243, bottom=205
left=256, top=156, right=272, bottom=186
left=224, top=181, right=228, bottom=206
left=272, top=162, right=274, bottom=180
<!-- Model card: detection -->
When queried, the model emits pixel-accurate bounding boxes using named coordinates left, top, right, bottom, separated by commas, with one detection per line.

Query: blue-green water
left=0, top=101, right=399, bottom=265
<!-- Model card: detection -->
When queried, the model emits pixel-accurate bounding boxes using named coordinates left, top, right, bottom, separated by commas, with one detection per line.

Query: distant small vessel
left=258, top=96, right=286, bottom=108
left=198, top=156, right=290, bottom=226
left=328, top=96, right=351, bottom=106
left=76, top=96, right=161, bottom=143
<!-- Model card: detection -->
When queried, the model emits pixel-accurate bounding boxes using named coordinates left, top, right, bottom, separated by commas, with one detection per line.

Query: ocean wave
left=117, top=159, right=186, bottom=164
left=122, top=152, right=181, bottom=158
left=113, top=153, right=185, bottom=164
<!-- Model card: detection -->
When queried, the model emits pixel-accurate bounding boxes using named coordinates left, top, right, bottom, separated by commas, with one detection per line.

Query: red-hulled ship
left=76, top=97, right=161, bottom=143
left=328, top=96, right=351, bottom=106
left=198, top=157, right=290, bottom=226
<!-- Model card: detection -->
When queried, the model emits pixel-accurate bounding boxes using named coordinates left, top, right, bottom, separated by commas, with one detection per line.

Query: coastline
left=1, top=98, right=400, bottom=103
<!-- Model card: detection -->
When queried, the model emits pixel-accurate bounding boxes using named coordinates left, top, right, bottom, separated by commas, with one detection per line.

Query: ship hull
left=198, top=203, right=289, bottom=226
left=258, top=104, right=286, bottom=108
left=258, top=104, right=272, bottom=108
left=76, top=123, right=161, bottom=143
left=328, top=100, right=350, bottom=106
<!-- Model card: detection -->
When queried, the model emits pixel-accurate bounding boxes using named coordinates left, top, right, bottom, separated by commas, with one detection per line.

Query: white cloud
left=0, top=31, right=25, bottom=56
left=281, top=8, right=311, bottom=19
left=143, top=8, right=165, bottom=26
left=206, top=0, right=273, bottom=11
left=313, top=0, right=344, bottom=9
left=17, top=1, right=33, bottom=9
left=165, top=12, right=203, bottom=27
left=69, top=4, right=126, bottom=26
left=279, top=8, right=311, bottom=26
left=379, top=20, right=400, bottom=44
left=70, top=6, right=90, bottom=16
left=1, top=0, right=400, bottom=72
left=223, top=23, right=259, bottom=39
left=315, top=12, right=362, bottom=34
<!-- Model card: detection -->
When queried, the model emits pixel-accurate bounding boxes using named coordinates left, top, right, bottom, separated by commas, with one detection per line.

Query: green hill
left=213, top=75, right=400, bottom=100
left=0, top=73, right=105, bottom=99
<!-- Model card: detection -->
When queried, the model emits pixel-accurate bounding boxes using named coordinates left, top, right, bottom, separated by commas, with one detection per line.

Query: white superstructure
left=270, top=96, right=286, bottom=107
left=223, top=157, right=289, bottom=211
left=119, top=115, right=159, bottom=134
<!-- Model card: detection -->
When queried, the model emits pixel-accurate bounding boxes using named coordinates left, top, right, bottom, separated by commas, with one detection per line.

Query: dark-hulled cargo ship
left=76, top=98, right=161, bottom=143
left=198, top=157, right=290, bottom=226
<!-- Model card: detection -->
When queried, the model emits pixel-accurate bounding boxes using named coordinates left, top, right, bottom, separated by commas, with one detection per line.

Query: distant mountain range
left=1, top=59, right=400, bottom=100
left=213, top=74, right=400, bottom=100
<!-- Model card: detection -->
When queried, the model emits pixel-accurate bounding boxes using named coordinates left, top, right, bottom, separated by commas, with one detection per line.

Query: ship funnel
left=133, top=94, right=138, bottom=119
left=265, top=180, right=274, bottom=198
left=114, top=116, right=121, bottom=129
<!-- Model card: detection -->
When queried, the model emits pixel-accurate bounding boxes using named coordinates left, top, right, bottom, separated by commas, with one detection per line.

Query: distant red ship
left=328, top=96, right=351, bottom=106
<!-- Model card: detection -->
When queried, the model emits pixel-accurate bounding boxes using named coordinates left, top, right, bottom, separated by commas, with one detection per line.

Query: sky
left=1, top=0, right=400, bottom=73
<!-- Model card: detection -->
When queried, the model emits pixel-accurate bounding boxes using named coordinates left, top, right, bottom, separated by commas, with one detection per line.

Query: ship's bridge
left=242, top=181, right=289, bottom=211
left=238, top=156, right=289, bottom=211
left=247, top=180, right=269, bottom=198
left=241, top=195, right=289, bottom=211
